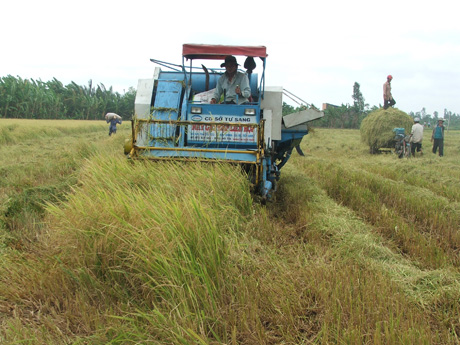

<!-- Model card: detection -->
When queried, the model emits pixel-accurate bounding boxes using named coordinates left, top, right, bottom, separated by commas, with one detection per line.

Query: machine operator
left=211, top=55, right=251, bottom=105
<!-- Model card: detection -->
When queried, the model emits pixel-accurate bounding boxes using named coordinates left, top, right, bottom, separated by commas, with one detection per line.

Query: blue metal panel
left=138, top=148, right=258, bottom=162
left=185, top=104, right=260, bottom=149
left=280, top=128, right=308, bottom=142
left=187, top=104, right=259, bottom=119
left=154, top=80, right=183, bottom=110
left=178, top=89, right=190, bottom=147
left=150, top=79, right=184, bottom=147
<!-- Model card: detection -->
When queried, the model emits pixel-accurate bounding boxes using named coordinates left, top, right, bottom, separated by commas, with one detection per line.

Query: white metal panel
left=152, top=67, right=160, bottom=81
left=260, top=86, right=283, bottom=140
left=134, top=68, right=160, bottom=148
left=134, top=78, right=155, bottom=119
left=134, top=68, right=160, bottom=119
left=263, top=109, right=273, bottom=147
left=283, top=108, right=324, bottom=128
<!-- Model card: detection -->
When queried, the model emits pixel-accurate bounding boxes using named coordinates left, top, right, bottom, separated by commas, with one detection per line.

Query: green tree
left=352, top=82, right=365, bottom=113
left=282, top=102, right=296, bottom=115
left=350, top=82, right=369, bottom=128
left=0, top=75, right=134, bottom=120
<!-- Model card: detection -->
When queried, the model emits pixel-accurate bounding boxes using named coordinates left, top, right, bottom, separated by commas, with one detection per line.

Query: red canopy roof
left=182, top=44, right=267, bottom=60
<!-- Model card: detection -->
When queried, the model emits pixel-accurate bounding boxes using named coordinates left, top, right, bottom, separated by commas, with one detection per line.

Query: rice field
left=1, top=119, right=460, bottom=344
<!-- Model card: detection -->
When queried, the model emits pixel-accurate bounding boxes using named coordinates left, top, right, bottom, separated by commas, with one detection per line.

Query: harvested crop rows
left=1, top=120, right=460, bottom=344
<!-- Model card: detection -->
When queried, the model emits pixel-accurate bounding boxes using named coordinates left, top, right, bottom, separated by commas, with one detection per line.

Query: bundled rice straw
left=360, top=108, right=413, bottom=153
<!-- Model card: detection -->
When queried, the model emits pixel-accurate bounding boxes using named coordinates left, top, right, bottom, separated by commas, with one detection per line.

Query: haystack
left=360, top=108, right=413, bottom=153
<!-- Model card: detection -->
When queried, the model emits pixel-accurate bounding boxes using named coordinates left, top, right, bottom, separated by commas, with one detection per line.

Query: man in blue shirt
left=431, top=118, right=445, bottom=156
left=106, top=113, right=122, bottom=136
left=210, top=55, right=251, bottom=105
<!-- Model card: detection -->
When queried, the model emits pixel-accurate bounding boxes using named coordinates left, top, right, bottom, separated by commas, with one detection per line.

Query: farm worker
left=211, top=55, right=251, bottom=105
left=410, top=117, right=424, bottom=156
left=383, top=75, right=396, bottom=109
left=105, top=112, right=122, bottom=136
left=431, top=118, right=446, bottom=156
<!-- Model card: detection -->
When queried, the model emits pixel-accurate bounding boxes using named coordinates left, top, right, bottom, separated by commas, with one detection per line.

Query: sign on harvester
left=188, top=115, right=257, bottom=143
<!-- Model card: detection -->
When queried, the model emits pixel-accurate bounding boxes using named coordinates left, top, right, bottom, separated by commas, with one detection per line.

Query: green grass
left=1, top=120, right=460, bottom=344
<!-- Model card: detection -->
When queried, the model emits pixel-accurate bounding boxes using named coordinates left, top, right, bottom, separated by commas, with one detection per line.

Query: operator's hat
left=221, top=55, right=239, bottom=67
left=438, top=118, right=446, bottom=122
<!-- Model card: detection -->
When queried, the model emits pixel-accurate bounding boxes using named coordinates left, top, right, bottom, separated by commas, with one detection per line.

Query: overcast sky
left=2, top=0, right=459, bottom=116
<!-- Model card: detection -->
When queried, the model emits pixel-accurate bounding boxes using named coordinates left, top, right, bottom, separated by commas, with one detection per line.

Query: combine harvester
left=125, top=44, right=323, bottom=202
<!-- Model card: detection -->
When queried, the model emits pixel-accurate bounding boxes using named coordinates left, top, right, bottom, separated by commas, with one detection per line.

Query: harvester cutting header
left=125, top=44, right=323, bottom=201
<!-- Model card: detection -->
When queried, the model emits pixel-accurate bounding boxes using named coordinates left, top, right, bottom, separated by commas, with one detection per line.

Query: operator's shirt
left=383, top=81, right=392, bottom=101
left=213, top=71, right=251, bottom=105
left=410, top=123, right=424, bottom=143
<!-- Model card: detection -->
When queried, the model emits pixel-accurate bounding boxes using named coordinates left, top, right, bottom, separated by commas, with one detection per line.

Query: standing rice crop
left=35, top=155, right=252, bottom=343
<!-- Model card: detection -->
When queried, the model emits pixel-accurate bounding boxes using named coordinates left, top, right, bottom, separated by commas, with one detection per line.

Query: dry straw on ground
left=360, top=108, right=413, bottom=153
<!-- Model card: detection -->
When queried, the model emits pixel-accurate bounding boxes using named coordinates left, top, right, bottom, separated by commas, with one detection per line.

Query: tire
left=404, top=142, right=411, bottom=158
left=398, top=143, right=405, bottom=159
left=395, top=142, right=403, bottom=158
left=124, top=138, right=133, bottom=155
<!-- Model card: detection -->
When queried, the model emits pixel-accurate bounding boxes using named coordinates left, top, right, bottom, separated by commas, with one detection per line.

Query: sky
left=2, top=0, right=459, bottom=116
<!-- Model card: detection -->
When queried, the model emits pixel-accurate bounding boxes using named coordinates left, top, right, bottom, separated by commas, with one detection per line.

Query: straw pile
left=360, top=108, right=413, bottom=153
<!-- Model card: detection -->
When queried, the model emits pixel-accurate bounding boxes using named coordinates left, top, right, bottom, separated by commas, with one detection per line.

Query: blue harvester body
left=127, top=44, right=323, bottom=201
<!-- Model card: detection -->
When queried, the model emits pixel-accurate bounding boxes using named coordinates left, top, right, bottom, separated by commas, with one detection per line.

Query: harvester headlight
left=244, top=108, right=256, bottom=116
left=191, top=107, right=202, bottom=114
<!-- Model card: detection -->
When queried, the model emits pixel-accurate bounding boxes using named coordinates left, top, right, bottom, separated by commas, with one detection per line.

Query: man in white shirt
left=410, top=117, right=424, bottom=156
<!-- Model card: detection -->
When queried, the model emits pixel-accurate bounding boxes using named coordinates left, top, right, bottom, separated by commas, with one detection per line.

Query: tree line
left=407, top=108, right=460, bottom=130
left=283, top=82, right=460, bottom=130
left=0, top=75, right=135, bottom=120
left=2, top=75, right=459, bottom=129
